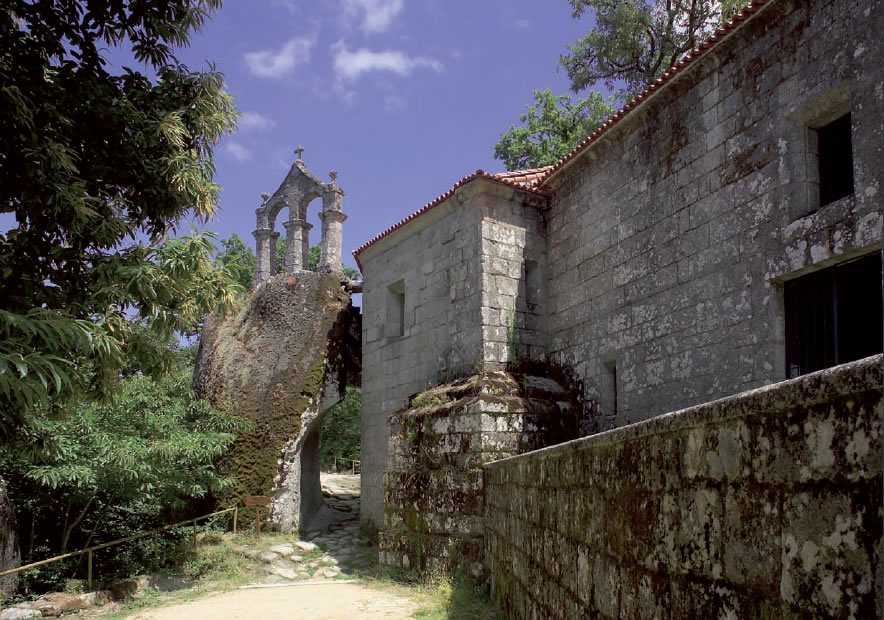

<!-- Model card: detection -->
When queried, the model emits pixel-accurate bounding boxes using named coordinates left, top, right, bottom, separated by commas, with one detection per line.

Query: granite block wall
left=484, top=355, right=883, bottom=619
left=543, top=0, right=883, bottom=431
left=475, top=187, right=548, bottom=368
left=381, top=371, right=578, bottom=576
left=360, top=195, right=484, bottom=527
left=360, top=181, right=550, bottom=527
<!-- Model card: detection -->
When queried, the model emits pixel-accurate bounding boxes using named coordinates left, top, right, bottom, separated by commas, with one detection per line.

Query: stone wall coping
left=484, top=354, right=883, bottom=468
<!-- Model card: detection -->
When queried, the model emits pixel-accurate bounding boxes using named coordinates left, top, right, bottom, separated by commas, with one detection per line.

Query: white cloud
left=222, top=141, right=252, bottom=162
left=244, top=35, right=317, bottom=79
left=238, top=112, right=276, bottom=131
left=342, top=0, right=404, bottom=33
left=331, top=41, right=443, bottom=82
left=270, top=0, right=298, bottom=14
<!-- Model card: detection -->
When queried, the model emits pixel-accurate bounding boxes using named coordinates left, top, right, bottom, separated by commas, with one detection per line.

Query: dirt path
left=132, top=473, right=417, bottom=619
left=131, top=582, right=420, bottom=619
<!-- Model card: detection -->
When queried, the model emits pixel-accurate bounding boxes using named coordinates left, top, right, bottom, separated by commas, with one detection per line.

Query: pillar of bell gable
left=283, top=218, right=310, bottom=273
left=318, top=210, right=347, bottom=273
left=253, top=228, right=274, bottom=285
left=319, top=171, right=346, bottom=273
left=269, top=231, right=281, bottom=275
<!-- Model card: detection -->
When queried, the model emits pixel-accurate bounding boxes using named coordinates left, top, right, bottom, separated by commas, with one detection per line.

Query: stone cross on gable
left=295, top=145, right=304, bottom=161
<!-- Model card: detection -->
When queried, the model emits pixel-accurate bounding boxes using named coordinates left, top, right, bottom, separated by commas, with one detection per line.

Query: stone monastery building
left=353, top=0, right=882, bottom=616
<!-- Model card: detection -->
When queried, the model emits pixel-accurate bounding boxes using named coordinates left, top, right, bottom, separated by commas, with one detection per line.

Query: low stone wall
left=484, top=355, right=883, bottom=619
left=380, top=372, right=578, bottom=576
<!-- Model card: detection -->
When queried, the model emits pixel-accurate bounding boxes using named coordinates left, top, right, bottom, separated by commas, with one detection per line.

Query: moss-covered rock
left=193, top=272, right=359, bottom=532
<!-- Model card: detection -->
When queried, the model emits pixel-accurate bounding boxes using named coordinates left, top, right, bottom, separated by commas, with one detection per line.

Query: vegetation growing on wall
left=193, top=273, right=359, bottom=524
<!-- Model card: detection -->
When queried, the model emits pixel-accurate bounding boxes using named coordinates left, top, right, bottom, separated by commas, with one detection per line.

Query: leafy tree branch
left=494, top=89, right=613, bottom=171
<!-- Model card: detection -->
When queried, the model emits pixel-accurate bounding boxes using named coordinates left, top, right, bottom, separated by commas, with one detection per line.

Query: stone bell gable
left=253, top=148, right=347, bottom=284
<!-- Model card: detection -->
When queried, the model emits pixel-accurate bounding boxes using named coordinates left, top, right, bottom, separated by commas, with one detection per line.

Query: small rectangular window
left=386, top=280, right=405, bottom=338
left=816, top=113, right=854, bottom=207
left=524, top=259, right=541, bottom=312
left=785, top=252, right=882, bottom=378
left=600, top=359, right=618, bottom=419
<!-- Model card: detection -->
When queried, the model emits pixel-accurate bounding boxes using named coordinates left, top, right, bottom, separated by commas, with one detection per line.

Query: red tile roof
left=536, top=0, right=772, bottom=187
left=491, top=166, right=553, bottom=187
left=353, top=0, right=772, bottom=269
left=352, top=169, right=551, bottom=268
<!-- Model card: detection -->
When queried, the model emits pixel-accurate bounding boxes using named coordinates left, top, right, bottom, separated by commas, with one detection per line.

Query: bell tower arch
left=253, top=147, right=347, bottom=284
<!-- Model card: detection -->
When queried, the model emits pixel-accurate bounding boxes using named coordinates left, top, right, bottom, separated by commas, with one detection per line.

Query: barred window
left=785, top=252, right=882, bottom=378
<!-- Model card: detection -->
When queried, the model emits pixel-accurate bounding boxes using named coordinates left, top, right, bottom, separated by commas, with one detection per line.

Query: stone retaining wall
left=484, top=355, right=883, bottom=619
left=380, top=372, right=577, bottom=576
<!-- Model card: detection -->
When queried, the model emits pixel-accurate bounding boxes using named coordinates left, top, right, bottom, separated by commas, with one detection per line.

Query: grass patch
left=414, top=573, right=500, bottom=620
left=355, top=564, right=501, bottom=620
left=75, top=529, right=498, bottom=619
left=100, top=587, right=207, bottom=620
left=92, top=532, right=287, bottom=618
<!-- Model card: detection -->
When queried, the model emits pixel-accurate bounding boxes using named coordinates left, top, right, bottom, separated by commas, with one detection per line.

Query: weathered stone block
left=722, top=485, right=781, bottom=591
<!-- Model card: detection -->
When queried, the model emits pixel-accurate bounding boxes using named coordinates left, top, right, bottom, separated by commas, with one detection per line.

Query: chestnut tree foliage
left=494, top=0, right=749, bottom=170
left=560, top=0, right=750, bottom=100
left=0, top=0, right=242, bottom=433
left=1, top=344, right=251, bottom=558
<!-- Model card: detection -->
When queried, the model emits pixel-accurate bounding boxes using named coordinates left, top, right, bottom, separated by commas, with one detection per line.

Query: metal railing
left=0, top=506, right=241, bottom=590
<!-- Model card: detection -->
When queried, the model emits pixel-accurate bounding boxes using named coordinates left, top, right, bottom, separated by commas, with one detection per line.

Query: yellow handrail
left=332, top=456, right=360, bottom=474
left=0, top=506, right=239, bottom=590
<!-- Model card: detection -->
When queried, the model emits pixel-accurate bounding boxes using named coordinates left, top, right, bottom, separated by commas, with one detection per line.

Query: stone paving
left=233, top=474, right=370, bottom=585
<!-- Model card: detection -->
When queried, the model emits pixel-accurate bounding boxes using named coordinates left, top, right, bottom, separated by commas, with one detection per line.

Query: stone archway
left=253, top=149, right=347, bottom=284
left=271, top=374, right=345, bottom=531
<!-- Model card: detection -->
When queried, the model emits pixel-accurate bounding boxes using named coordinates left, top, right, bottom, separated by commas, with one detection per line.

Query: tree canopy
left=1, top=344, right=250, bottom=555
left=494, top=1, right=749, bottom=169
left=560, top=0, right=750, bottom=100
left=216, top=233, right=258, bottom=290
left=493, top=89, right=613, bottom=171
left=0, top=0, right=241, bottom=433
left=318, top=387, right=361, bottom=471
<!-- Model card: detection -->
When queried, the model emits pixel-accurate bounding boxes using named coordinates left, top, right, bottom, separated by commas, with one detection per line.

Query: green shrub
left=319, top=387, right=361, bottom=471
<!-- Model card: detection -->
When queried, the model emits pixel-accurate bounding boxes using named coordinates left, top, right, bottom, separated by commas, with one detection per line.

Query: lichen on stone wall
left=193, top=272, right=359, bottom=531
left=380, top=369, right=580, bottom=578
left=484, top=355, right=884, bottom=619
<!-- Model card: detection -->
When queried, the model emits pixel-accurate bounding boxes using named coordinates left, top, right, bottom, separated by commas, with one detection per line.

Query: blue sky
left=161, top=0, right=594, bottom=272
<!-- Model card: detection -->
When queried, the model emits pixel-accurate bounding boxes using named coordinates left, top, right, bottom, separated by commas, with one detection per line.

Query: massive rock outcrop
left=193, top=272, right=360, bottom=532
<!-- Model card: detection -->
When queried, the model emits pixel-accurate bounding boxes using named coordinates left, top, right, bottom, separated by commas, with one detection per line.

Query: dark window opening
left=387, top=280, right=405, bottom=338
left=785, top=252, right=882, bottom=378
left=603, top=360, right=618, bottom=419
left=524, top=259, right=540, bottom=312
left=817, top=113, right=854, bottom=207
